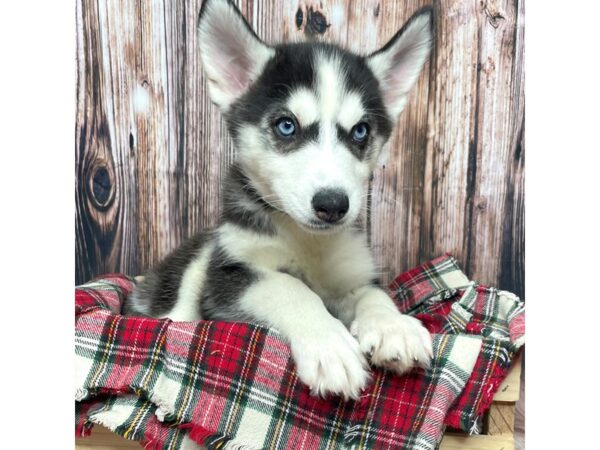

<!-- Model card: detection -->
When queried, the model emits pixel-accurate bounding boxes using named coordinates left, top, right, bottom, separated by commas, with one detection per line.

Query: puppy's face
left=228, top=45, right=391, bottom=232
left=199, top=0, right=433, bottom=232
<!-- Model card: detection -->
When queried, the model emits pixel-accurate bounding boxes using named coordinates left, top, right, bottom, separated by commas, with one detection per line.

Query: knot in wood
left=483, top=0, right=506, bottom=29
left=89, top=162, right=115, bottom=210
left=295, top=7, right=304, bottom=29
left=305, top=7, right=329, bottom=36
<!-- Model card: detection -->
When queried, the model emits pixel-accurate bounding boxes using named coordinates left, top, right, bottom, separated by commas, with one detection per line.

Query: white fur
left=367, top=12, right=432, bottom=118
left=161, top=242, right=215, bottom=321
left=237, top=52, right=374, bottom=231
left=237, top=122, right=370, bottom=231
left=287, top=88, right=319, bottom=126
left=350, top=286, right=433, bottom=372
left=338, top=92, right=366, bottom=131
left=315, top=52, right=344, bottom=121
left=239, top=271, right=369, bottom=400
left=218, top=219, right=376, bottom=300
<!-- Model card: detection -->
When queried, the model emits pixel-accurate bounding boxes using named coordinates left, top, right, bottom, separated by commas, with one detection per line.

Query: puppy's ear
left=367, top=7, right=433, bottom=118
left=198, top=0, right=274, bottom=110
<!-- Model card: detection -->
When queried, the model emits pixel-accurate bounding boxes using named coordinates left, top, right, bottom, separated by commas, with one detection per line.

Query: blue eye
left=275, top=117, right=296, bottom=137
left=351, top=122, right=369, bottom=142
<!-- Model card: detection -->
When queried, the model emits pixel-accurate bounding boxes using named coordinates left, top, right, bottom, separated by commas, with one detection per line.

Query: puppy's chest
left=266, top=232, right=376, bottom=300
left=218, top=224, right=376, bottom=299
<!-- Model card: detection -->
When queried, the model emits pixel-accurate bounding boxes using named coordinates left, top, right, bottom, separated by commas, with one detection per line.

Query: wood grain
left=466, top=0, right=525, bottom=297
left=439, top=433, right=514, bottom=450
left=76, top=428, right=514, bottom=450
left=486, top=403, right=516, bottom=436
left=76, top=426, right=140, bottom=450
left=76, top=0, right=525, bottom=301
left=368, top=0, right=431, bottom=275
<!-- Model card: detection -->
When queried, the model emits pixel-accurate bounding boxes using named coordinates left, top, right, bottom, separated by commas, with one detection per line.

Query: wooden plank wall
left=76, top=0, right=525, bottom=299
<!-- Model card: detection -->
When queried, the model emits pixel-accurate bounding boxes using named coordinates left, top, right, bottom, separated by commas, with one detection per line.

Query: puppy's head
left=198, top=0, right=432, bottom=233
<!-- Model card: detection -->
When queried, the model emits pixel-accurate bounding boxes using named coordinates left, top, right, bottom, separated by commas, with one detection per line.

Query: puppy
left=124, top=0, right=434, bottom=400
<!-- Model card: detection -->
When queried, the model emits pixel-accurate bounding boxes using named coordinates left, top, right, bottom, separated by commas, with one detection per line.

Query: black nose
left=312, top=189, right=349, bottom=223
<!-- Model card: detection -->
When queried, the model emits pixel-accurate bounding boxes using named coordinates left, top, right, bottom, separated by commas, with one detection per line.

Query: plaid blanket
left=75, top=254, right=524, bottom=449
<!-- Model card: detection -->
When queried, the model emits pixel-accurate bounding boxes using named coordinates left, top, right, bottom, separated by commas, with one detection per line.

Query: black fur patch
left=226, top=42, right=392, bottom=158
left=200, top=245, right=259, bottom=322
left=269, top=118, right=320, bottom=154
left=123, top=233, right=207, bottom=317
left=336, top=124, right=370, bottom=160
left=221, top=164, right=277, bottom=235
left=226, top=43, right=315, bottom=138
left=370, top=277, right=382, bottom=288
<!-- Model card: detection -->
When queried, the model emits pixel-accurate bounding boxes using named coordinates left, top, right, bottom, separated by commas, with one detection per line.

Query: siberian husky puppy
left=125, top=0, right=434, bottom=400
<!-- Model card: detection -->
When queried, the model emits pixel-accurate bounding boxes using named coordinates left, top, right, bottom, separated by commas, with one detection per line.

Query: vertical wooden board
left=76, top=0, right=140, bottom=283
left=466, top=0, right=525, bottom=296
left=156, top=0, right=233, bottom=247
left=75, top=0, right=95, bottom=284
left=124, top=0, right=227, bottom=274
left=75, top=0, right=230, bottom=283
left=131, top=0, right=241, bottom=272
left=368, top=0, right=524, bottom=292
left=419, top=0, right=482, bottom=278
left=366, top=0, right=486, bottom=285
left=496, top=0, right=525, bottom=300
left=186, top=0, right=234, bottom=240
left=131, top=0, right=178, bottom=272
left=499, top=115, right=524, bottom=298
left=369, top=0, right=432, bottom=281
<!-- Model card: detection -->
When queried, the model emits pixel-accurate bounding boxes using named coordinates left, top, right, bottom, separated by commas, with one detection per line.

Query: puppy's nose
left=312, top=189, right=349, bottom=223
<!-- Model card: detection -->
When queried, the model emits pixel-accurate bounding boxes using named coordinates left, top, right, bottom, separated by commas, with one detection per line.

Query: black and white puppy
left=125, top=0, right=434, bottom=400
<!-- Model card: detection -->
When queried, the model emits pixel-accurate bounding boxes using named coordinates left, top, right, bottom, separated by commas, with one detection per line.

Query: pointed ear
left=198, top=0, right=275, bottom=110
left=367, top=7, right=433, bottom=118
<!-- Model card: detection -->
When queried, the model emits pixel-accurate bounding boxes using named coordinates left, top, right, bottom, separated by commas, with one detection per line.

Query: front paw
left=291, top=319, right=370, bottom=400
left=350, top=308, right=433, bottom=374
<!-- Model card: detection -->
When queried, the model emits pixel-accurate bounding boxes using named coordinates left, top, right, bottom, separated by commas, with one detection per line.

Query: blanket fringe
left=86, top=415, right=118, bottom=434
left=469, top=420, right=481, bottom=435
left=222, top=442, right=256, bottom=450
left=75, top=388, right=89, bottom=402
left=188, top=424, right=213, bottom=444
left=187, top=424, right=257, bottom=450
left=513, top=335, right=525, bottom=348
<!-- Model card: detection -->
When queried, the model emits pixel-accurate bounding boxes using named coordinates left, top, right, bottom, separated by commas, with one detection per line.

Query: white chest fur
left=217, top=220, right=377, bottom=301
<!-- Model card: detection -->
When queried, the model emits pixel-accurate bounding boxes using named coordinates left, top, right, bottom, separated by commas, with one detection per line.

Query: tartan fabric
left=77, top=395, right=200, bottom=449
left=388, top=255, right=525, bottom=432
left=387, top=254, right=471, bottom=314
left=76, top=255, right=524, bottom=449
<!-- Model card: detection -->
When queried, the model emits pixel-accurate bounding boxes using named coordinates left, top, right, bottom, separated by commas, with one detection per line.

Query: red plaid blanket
left=75, top=254, right=524, bottom=449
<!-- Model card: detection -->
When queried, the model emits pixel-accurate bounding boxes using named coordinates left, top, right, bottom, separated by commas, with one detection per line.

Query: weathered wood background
left=75, top=0, right=525, bottom=299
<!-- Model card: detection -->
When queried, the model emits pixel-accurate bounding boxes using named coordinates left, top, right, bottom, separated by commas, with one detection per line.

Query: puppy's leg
left=239, top=271, right=370, bottom=400
left=345, top=286, right=433, bottom=374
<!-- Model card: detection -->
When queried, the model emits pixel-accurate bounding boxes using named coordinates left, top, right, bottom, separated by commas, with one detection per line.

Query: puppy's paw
left=291, top=319, right=370, bottom=400
left=351, top=308, right=433, bottom=374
